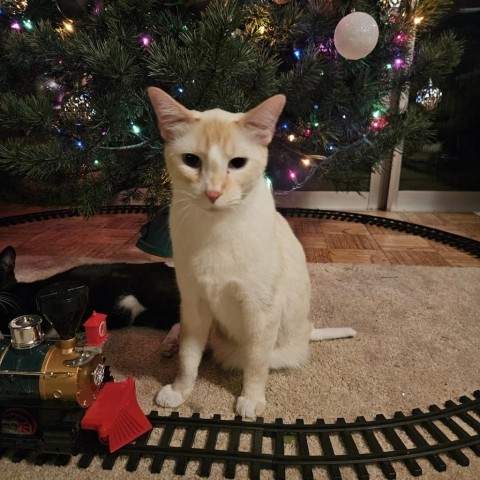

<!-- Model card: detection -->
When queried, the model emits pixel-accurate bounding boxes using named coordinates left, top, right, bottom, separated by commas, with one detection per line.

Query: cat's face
left=148, top=88, right=285, bottom=211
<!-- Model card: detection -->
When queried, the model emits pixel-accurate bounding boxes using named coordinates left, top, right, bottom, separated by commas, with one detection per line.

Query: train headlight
left=92, top=364, right=105, bottom=386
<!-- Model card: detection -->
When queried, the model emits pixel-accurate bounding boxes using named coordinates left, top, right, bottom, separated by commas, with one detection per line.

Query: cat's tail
left=310, top=327, right=357, bottom=341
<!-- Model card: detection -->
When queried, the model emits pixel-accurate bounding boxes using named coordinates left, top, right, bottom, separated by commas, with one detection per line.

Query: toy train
left=0, top=281, right=151, bottom=455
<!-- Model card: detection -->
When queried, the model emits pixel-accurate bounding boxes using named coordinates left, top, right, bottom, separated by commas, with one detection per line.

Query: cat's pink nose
left=205, top=190, right=222, bottom=203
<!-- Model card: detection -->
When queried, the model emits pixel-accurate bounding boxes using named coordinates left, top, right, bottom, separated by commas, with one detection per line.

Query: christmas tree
left=0, top=0, right=463, bottom=215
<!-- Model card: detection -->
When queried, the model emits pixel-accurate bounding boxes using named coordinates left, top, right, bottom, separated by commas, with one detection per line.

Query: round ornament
left=334, top=12, right=379, bottom=60
left=379, top=0, right=419, bottom=19
left=0, top=0, right=28, bottom=15
left=35, top=75, right=66, bottom=105
left=416, top=79, right=442, bottom=111
left=379, top=0, right=401, bottom=14
left=55, top=0, right=90, bottom=19
left=61, top=90, right=96, bottom=124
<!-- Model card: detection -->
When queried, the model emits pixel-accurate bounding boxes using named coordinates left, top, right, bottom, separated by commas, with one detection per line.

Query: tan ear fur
left=148, top=87, right=194, bottom=142
left=240, top=94, right=286, bottom=147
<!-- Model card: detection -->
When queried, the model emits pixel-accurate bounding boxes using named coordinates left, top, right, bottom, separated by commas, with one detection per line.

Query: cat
left=148, top=87, right=356, bottom=418
left=0, top=245, right=180, bottom=337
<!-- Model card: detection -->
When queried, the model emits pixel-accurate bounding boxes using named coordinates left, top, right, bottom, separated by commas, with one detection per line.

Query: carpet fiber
left=2, top=257, right=480, bottom=479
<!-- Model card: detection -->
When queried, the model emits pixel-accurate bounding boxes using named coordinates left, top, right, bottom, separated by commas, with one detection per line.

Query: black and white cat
left=0, top=245, right=180, bottom=336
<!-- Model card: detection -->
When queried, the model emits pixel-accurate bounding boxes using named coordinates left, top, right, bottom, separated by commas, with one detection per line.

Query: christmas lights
left=62, top=20, right=74, bottom=33
left=0, top=0, right=463, bottom=211
left=140, top=35, right=152, bottom=47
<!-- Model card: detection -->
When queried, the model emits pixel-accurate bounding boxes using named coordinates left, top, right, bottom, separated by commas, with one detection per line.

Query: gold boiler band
left=39, top=338, right=105, bottom=407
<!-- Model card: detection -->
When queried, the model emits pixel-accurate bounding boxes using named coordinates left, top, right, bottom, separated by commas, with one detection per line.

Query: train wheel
left=1, top=408, right=38, bottom=435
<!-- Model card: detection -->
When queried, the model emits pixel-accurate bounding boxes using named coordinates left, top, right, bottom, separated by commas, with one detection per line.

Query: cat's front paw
left=155, top=384, right=185, bottom=408
left=236, top=396, right=266, bottom=419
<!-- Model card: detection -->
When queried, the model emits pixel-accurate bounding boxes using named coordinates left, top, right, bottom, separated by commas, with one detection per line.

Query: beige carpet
left=2, top=257, right=480, bottom=479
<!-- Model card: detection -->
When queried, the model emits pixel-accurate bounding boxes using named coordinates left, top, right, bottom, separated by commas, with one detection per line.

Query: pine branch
left=0, top=94, right=56, bottom=133
left=0, top=0, right=466, bottom=210
left=74, top=36, right=142, bottom=85
left=0, top=138, right=80, bottom=179
left=411, top=30, right=464, bottom=88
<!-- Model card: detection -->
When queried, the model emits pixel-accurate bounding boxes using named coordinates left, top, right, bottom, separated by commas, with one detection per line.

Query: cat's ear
left=240, top=94, right=286, bottom=147
left=0, top=246, right=16, bottom=272
left=148, top=87, right=195, bottom=142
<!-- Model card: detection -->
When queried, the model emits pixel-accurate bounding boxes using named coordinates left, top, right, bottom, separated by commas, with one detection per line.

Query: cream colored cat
left=148, top=88, right=356, bottom=418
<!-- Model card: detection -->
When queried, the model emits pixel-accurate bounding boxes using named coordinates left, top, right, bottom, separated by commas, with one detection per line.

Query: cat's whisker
left=171, top=204, right=192, bottom=237
left=173, top=189, right=197, bottom=200
left=171, top=197, right=192, bottom=208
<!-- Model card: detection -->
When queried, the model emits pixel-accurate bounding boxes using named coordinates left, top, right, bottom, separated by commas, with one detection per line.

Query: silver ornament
left=416, top=79, right=442, bottom=111
left=35, top=75, right=66, bottom=105
left=379, top=0, right=402, bottom=15
left=378, top=0, right=419, bottom=17
left=387, top=0, right=401, bottom=8
left=61, top=90, right=96, bottom=124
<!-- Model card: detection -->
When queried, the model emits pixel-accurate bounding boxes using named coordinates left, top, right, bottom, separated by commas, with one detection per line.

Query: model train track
left=0, top=205, right=479, bottom=259
left=1, top=206, right=480, bottom=478
left=3, top=391, right=477, bottom=479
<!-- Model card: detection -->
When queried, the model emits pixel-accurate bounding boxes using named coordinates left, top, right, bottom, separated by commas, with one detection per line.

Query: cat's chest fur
left=171, top=181, right=282, bottom=323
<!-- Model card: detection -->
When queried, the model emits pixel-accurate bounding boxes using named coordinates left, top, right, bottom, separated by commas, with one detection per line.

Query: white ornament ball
left=334, top=12, right=379, bottom=60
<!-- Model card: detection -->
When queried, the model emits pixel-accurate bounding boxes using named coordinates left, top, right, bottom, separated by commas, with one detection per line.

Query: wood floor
left=0, top=204, right=479, bottom=267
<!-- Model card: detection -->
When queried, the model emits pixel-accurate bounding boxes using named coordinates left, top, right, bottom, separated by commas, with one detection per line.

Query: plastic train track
left=1, top=206, right=480, bottom=478
left=3, top=392, right=480, bottom=479
left=0, top=205, right=479, bottom=260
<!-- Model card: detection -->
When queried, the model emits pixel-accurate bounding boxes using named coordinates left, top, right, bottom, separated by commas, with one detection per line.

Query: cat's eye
left=228, top=157, right=247, bottom=170
left=183, top=153, right=202, bottom=169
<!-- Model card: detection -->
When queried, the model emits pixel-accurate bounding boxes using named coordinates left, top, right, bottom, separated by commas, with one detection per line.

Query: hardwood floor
left=0, top=204, right=479, bottom=267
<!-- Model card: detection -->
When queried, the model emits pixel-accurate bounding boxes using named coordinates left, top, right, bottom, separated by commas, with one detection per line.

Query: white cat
left=148, top=88, right=356, bottom=418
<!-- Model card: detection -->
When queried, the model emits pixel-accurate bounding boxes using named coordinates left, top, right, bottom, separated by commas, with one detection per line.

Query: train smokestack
left=36, top=281, right=88, bottom=341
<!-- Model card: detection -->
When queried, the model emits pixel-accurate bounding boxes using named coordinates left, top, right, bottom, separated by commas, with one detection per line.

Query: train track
left=277, top=207, right=480, bottom=260
left=1, top=205, right=479, bottom=259
left=3, top=390, right=476, bottom=479
left=1, top=206, right=480, bottom=478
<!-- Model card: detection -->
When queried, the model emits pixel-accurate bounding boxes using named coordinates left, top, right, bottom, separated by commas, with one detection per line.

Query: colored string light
left=140, top=34, right=152, bottom=47
left=289, top=170, right=299, bottom=185
left=393, top=57, right=405, bottom=69
left=301, top=158, right=312, bottom=167
left=63, top=20, right=74, bottom=33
